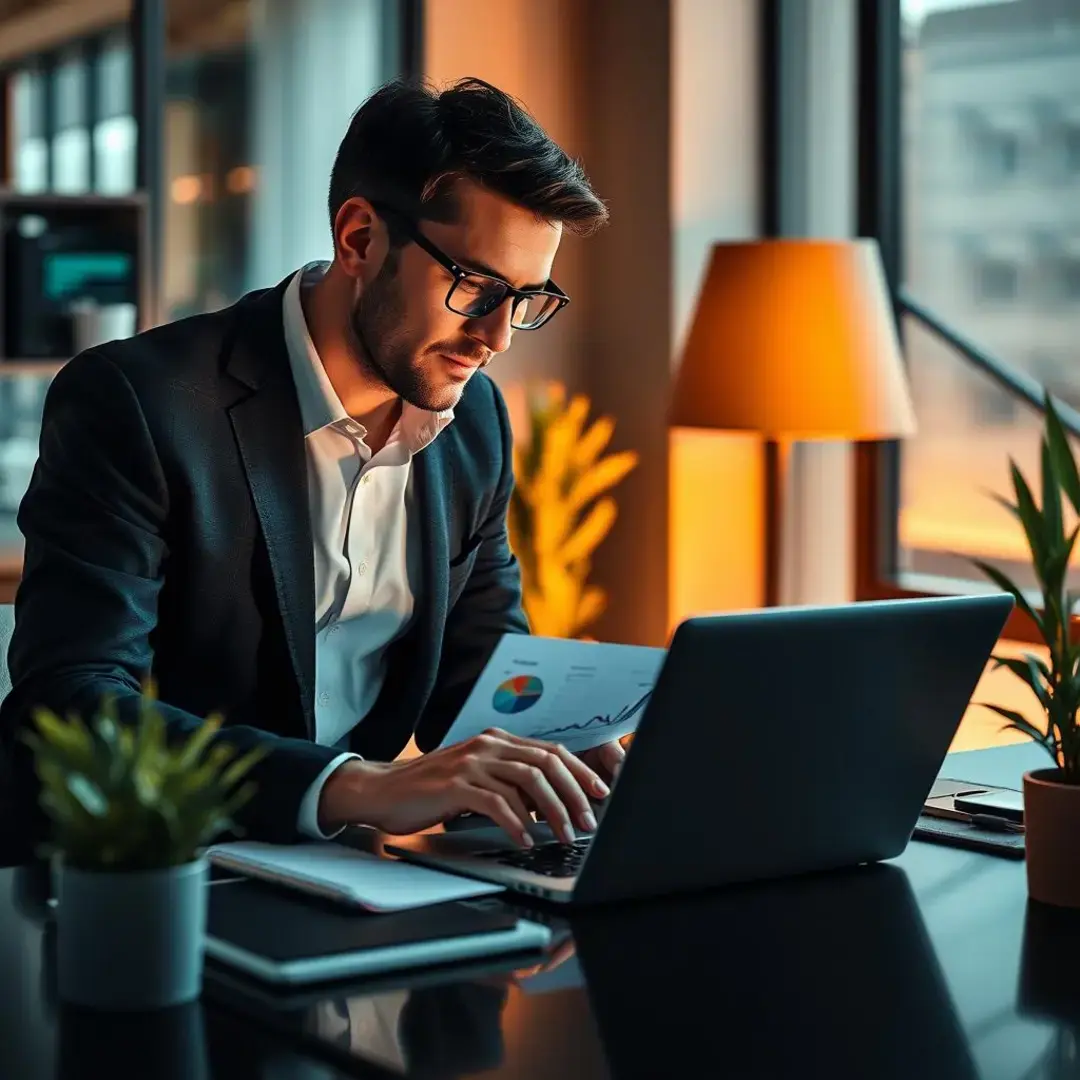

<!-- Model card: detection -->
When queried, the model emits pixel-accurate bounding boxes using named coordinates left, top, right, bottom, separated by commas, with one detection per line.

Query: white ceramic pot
left=56, top=857, right=208, bottom=1010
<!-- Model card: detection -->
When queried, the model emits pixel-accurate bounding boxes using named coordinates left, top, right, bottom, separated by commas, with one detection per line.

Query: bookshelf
left=0, top=189, right=149, bottom=373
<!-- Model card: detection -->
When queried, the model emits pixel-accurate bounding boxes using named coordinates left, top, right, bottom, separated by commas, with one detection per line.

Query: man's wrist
left=317, top=758, right=392, bottom=834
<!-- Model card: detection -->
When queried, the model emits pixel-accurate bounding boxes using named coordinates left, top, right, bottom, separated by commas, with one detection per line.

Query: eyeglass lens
left=448, top=275, right=559, bottom=328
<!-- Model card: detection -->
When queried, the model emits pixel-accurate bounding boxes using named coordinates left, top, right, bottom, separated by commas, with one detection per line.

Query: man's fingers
left=490, top=760, right=579, bottom=844
left=460, top=783, right=533, bottom=848
left=489, top=729, right=610, bottom=799
left=505, top=745, right=597, bottom=835
left=600, top=739, right=626, bottom=775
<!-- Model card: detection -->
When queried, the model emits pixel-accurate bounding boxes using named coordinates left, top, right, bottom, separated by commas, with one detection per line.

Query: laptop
left=388, top=594, right=1014, bottom=905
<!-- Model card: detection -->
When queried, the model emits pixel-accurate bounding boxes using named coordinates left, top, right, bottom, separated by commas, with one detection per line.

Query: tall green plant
left=972, top=394, right=1080, bottom=783
left=22, top=685, right=268, bottom=870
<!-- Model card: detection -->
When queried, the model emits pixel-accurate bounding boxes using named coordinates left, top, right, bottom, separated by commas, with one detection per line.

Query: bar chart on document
left=439, top=635, right=667, bottom=752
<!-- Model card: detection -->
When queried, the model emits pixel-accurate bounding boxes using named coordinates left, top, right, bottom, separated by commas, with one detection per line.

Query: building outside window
left=896, top=0, right=1080, bottom=592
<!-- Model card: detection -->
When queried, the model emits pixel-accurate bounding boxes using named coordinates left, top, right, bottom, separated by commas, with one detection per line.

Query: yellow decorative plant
left=508, top=382, right=638, bottom=639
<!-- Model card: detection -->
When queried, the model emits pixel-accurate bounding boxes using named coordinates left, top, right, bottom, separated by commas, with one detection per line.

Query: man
left=0, top=77, right=622, bottom=849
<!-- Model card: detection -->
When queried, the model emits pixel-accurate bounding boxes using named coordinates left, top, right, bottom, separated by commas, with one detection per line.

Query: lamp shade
left=670, top=239, right=917, bottom=440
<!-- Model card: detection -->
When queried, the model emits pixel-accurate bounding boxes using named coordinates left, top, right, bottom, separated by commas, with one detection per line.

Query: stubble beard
left=348, top=258, right=460, bottom=414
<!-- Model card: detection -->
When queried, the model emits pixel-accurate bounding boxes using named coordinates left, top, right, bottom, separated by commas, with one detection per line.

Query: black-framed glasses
left=374, top=203, right=570, bottom=330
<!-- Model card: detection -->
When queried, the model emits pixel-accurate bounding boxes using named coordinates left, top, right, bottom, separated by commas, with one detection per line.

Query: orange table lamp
left=670, top=239, right=917, bottom=606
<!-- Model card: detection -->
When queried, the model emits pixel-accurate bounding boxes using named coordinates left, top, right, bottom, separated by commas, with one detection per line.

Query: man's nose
left=466, top=301, right=515, bottom=356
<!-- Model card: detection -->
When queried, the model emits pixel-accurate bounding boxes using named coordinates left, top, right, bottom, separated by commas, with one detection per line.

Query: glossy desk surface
left=3, top=743, right=1079, bottom=1080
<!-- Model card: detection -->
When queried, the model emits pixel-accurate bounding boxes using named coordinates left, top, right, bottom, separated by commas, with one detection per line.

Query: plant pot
left=1024, top=770, right=1080, bottom=909
left=56, top=857, right=208, bottom=1010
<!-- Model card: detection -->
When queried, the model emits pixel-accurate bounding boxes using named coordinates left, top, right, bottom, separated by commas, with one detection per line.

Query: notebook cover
left=913, top=815, right=1026, bottom=859
left=207, top=880, right=521, bottom=963
left=208, top=841, right=504, bottom=910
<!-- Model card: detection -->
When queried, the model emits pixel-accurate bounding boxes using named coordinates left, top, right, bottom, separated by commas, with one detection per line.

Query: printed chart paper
left=439, top=634, right=667, bottom=752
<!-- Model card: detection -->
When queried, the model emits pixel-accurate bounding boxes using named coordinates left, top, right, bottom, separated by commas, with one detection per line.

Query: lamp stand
left=762, top=437, right=791, bottom=608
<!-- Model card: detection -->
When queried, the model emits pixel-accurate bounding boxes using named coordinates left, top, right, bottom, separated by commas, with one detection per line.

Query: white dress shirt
left=284, top=263, right=454, bottom=838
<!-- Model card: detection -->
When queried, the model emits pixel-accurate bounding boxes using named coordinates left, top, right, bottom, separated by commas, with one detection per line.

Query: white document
left=208, top=842, right=505, bottom=911
left=439, top=634, right=667, bottom=752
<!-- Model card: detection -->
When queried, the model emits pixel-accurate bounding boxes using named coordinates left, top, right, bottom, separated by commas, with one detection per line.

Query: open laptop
left=388, top=594, right=1014, bottom=905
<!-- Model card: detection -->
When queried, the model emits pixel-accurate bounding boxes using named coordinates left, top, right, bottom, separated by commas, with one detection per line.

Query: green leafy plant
left=508, top=382, right=638, bottom=639
left=22, top=686, right=268, bottom=870
left=972, top=394, right=1080, bottom=783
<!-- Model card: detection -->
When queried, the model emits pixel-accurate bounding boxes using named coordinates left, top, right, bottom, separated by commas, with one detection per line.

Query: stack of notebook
left=204, top=841, right=551, bottom=985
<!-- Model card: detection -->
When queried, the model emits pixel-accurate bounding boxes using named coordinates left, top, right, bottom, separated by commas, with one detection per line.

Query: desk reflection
left=240, top=863, right=978, bottom=1080
left=570, top=862, right=979, bottom=1080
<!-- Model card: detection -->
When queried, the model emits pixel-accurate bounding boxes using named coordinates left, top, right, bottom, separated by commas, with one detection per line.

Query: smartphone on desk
left=953, top=787, right=1024, bottom=824
left=924, top=779, right=1024, bottom=824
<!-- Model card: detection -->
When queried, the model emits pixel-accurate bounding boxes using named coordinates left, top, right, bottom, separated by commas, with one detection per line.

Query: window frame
left=853, top=0, right=1072, bottom=645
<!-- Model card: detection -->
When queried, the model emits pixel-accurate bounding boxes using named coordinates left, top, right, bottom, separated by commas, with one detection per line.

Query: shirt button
left=318, top=691, right=331, bottom=706
left=358, top=562, right=368, bottom=576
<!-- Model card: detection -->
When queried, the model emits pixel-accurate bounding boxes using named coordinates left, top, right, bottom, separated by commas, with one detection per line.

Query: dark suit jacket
left=0, top=275, right=529, bottom=842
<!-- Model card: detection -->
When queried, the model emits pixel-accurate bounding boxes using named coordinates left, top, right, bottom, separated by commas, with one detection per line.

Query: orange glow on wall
left=668, top=429, right=764, bottom=635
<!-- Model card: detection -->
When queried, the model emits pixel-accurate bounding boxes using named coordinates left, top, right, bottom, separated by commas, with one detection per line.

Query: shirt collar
left=281, top=262, right=454, bottom=451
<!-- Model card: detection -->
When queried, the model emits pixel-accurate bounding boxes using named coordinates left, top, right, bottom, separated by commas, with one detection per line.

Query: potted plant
left=23, top=686, right=267, bottom=1009
left=508, top=381, right=638, bottom=639
left=973, top=394, right=1080, bottom=908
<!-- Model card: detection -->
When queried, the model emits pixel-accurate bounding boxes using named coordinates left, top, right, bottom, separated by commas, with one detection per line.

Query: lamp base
left=763, top=437, right=791, bottom=607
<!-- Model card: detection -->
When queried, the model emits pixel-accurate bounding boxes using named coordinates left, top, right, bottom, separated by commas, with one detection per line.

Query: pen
left=968, top=812, right=1025, bottom=834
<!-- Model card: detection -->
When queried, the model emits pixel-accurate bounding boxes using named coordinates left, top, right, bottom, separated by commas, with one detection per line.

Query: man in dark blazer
left=0, top=77, right=623, bottom=847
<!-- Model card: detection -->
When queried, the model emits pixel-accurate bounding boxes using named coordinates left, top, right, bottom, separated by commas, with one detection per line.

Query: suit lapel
left=406, top=437, right=451, bottom=709
left=224, top=284, right=316, bottom=738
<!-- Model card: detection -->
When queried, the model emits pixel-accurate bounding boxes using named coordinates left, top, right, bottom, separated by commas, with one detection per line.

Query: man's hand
left=577, top=739, right=627, bottom=786
left=318, top=728, right=609, bottom=847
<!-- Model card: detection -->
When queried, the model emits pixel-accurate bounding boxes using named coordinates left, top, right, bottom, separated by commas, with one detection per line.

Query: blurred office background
left=0, top=0, right=1076, bottom=749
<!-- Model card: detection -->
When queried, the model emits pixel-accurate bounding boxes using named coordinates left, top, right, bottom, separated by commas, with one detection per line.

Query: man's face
left=344, top=180, right=563, bottom=412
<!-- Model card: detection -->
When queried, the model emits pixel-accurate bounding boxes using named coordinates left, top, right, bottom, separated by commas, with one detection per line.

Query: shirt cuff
left=297, top=752, right=364, bottom=839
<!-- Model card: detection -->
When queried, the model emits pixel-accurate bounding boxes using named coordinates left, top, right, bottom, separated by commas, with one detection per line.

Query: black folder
left=204, top=879, right=549, bottom=985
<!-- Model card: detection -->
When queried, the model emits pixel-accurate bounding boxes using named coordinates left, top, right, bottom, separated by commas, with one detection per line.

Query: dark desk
left=2, top=743, right=1077, bottom=1080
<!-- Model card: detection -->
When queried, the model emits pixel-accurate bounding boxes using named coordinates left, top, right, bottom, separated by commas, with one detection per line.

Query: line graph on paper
left=437, top=634, right=667, bottom=751
left=529, top=689, right=654, bottom=749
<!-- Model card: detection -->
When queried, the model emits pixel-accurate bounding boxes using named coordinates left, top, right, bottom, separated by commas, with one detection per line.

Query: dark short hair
left=328, top=76, right=608, bottom=241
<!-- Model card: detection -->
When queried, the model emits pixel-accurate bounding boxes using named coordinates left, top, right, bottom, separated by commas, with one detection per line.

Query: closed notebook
left=204, top=879, right=550, bottom=986
left=209, top=841, right=505, bottom=911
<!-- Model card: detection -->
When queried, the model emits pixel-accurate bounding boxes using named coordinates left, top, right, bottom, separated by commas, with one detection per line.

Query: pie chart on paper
left=492, top=675, right=544, bottom=715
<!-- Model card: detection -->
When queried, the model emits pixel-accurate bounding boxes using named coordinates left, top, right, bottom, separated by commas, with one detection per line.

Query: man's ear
left=333, top=197, right=389, bottom=280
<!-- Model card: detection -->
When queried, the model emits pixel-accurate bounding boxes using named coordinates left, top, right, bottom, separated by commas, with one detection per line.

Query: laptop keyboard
left=476, top=837, right=593, bottom=877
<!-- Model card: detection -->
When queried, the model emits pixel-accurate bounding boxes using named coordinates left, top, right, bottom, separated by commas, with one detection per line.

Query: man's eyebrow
left=459, top=256, right=549, bottom=293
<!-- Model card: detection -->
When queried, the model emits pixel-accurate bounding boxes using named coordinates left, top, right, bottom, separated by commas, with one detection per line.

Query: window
left=1059, top=258, right=1080, bottom=301
left=11, top=64, right=47, bottom=192
left=976, top=126, right=1019, bottom=181
left=1067, top=125, right=1080, bottom=174
left=858, top=0, right=1080, bottom=628
left=972, top=257, right=1018, bottom=303
left=52, top=46, right=90, bottom=193
left=94, top=30, right=137, bottom=195
left=160, top=0, right=404, bottom=319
